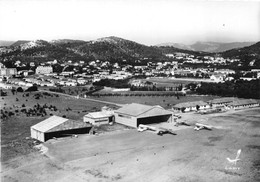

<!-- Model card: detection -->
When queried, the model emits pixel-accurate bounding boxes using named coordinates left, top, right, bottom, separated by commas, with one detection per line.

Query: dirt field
left=2, top=108, right=260, bottom=182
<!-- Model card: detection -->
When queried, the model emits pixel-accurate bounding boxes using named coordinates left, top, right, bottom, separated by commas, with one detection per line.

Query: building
left=207, top=97, right=236, bottom=107
left=31, top=115, right=92, bottom=142
left=83, top=107, right=114, bottom=125
left=0, top=68, right=17, bottom=77
left=130, top=80, right=154, bottom=87
left=114, top=103, right=173, bottom=128
left=228, top=99, right=259, bottom=110
left=214, top=69, right=235, bottom=75
left=35, top=66, right=53, bottom=75
left=172, top=101, right=210, bottom=112
left=210, top=74, right=225, bottom=82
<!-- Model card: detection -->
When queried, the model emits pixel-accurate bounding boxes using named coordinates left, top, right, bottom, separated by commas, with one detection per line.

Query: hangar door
left=44, top=127, right=92, bottom=141
left=137, top=115, right=171, bottom=126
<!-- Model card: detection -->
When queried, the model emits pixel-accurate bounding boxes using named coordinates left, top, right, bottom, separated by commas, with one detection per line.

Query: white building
left=173, top=101, right=210, bottom=112
left=83, top=107, right=114, bottom=125
left=0, top=68, right=17, bottom=76
left=36, top=66, right=53, bottom=75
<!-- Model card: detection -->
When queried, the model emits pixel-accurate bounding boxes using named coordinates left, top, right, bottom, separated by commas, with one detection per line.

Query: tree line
left=196, top=79, right=260, bottom=99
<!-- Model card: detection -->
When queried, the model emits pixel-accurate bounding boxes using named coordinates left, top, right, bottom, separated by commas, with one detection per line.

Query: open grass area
left=1, top=90, right=117, bottom=119
left=89, top=95, right=219, bottom=109
left=0, top=89, right=117, bottom=161
left=144, top=77, right=214, bottom=86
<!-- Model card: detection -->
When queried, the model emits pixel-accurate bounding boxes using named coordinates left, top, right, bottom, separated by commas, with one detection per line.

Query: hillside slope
left=1, top=36, right=195, bottom=64
left=156, top=41, right=256, bottom=53
left=220, top=42, right=260, bottom=69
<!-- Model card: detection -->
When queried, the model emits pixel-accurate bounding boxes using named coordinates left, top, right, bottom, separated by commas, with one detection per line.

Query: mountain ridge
left=156, top=41, right=256, bottom=53
left=0, top=36, right=259, bottom=69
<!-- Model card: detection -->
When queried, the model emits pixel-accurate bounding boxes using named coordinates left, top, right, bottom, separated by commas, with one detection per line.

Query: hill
left=156, top=46, right=207, bottom=56
left=0, top=41, right=16, bottom=47
left=10, top=40, right=31, bottom=47
left=156, top=41, right=256, bottom=53
left=220, top=42, right=260, bottom=69
left=1, top=36, right=198, bottom=64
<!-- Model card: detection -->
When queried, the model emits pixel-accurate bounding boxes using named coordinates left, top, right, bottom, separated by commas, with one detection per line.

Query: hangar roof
left=115, top=103, right=172, bottom=117
left=229, top=99, right=259, bottom=106
left=84, top=111, right=113, bottom=119
left=31, top=115, right=91, bottom=133
left=207, top=97, right=236, bottom=104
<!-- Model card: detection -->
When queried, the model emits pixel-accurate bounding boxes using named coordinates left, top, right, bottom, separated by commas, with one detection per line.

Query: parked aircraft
left=174, top=120, right=190, bottom=127
left=137, top=124, right=157, bottom=132
left=194, top=123, right=213, bottom=131
left=157, top=127, right=176, bottom=136
left=137, top=124, right=176, bottom=136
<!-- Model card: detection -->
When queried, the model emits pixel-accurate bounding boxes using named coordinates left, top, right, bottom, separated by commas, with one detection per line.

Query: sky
left=0, top=0, right=259, bottom=45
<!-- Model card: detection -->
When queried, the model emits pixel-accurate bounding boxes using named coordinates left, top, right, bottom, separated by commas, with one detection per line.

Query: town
left=1, top=52, right=260, bottom=89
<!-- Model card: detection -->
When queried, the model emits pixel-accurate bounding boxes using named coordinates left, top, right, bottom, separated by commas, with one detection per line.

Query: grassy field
left=89, top=95, right=219, bottom=109
left=0, top=89, right=117, bottom=162
left=144, top=77, right=213, bottom=86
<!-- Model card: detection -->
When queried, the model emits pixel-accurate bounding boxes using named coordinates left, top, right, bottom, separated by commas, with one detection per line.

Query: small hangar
left=31, top=115, right=92, bottom=142
left=83, top=106, right=114, bottom=125
left=114, top=103, right=173, bottom=128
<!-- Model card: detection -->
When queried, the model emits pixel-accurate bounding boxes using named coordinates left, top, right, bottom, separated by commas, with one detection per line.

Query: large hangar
left=114, top=103, right=173, bottom=128
left=31, top=115, right=92, bottom=142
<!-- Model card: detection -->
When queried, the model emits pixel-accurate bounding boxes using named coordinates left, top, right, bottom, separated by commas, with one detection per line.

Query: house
left=65, top=81, right=77, bottom=86
left=207, top=97, right=237, bottom=107
left=172, top=101, right=210, bottom=112
left=0, top=68, right=17, bottom=77
left=210, top=74, right=225, bottom=82
left=130, top=80, right=154, bottom=87
left=228, top=99, right=259, bottom=110
left=214, top=69, right=235, bottom=75
left=114, top=103, right=173, bottom=128
left=31, top=115, right=92, bottom=142
left=36, top=66, right=53, bottom=75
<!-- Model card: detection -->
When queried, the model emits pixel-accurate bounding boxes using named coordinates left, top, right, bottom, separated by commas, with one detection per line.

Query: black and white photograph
left=0, top=0, right=260, bottom=181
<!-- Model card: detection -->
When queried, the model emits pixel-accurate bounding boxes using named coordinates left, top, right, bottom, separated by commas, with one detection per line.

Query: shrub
left=17, top=87, right=24, bottom=92
left=26, top=86, right=38, bottom=92
left=8, top=111, right=14, bottom=117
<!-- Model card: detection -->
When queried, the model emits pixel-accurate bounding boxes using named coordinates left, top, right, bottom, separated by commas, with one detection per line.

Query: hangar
left=31, top=115, right=92, bottom=142
left=83, top=106, right=114, bottom=125
left=114, top=103, right=173, bottom=128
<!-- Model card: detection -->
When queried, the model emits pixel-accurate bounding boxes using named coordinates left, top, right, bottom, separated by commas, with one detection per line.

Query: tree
left=26, top=85, right=38, bottom=92
left=17, top=87, right=24, bottom=92
left=0, top=90, right=7, bottom=96
left=181, top=107, right=186, bottom=113
left=11, top=88, right=16, bottom=95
